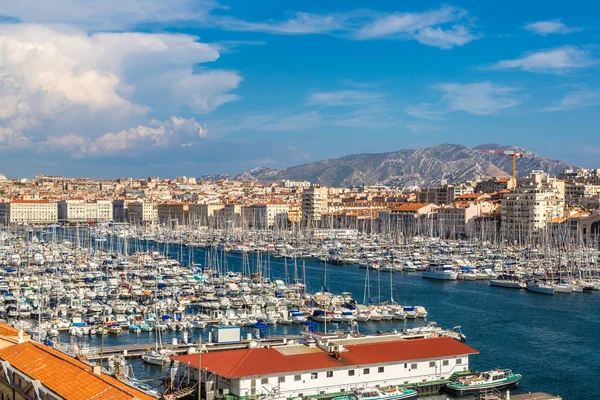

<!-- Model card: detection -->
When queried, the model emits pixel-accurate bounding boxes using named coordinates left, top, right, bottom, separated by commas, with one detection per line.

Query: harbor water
left=57, top=238, right=600, bottom=400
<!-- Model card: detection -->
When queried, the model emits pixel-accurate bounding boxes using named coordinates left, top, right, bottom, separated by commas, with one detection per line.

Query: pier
left=78, top=335, right=303, bottom=361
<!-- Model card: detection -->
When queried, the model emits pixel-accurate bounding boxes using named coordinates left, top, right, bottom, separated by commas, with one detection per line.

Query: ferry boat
left=333, top=387, right=418, bottom=400
left=445, top=369, right=522, bottom=396
left=422, top=264, right=458, bottom=280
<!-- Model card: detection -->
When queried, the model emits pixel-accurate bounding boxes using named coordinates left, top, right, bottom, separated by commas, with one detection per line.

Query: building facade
left=302, top=186, right=328, bottom=223
left=0, top=200, right=58, bottom=225
left=501, top=171, right=565, bottom=240
left=174, top=334, right=477, bottom=400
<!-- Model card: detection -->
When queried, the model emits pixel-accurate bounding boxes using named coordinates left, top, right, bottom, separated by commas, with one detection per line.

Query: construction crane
left=480, top=149, right=525, bottom=185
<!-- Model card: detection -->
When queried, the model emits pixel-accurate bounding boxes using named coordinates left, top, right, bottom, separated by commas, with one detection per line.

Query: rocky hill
left=202, top=144, right=575, bottom=187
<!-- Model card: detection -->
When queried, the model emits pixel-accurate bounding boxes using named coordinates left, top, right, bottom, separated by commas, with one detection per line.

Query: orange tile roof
left=0, top=342, right=154, bottom=400
left=10, top=199, right=52, bottom=204
left=173, top=337, right=477, bottom=378
left=392, top=203, right=433, bottom=212
left=0, top=322, right=22, bottom=337
left=455, top=193, right=487, bottom=200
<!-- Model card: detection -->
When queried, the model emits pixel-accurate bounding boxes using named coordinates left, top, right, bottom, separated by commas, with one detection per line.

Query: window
left=278, top=376, right=286, bottom=383
left=294, top=375, right=302, bottom=382
left=326, top=371, right=333, bottom=378
left=404, top=363, right=408, bottom=369
left=429, top=361, right=436, bottom=368
left=411, top=363, right=418, bottom=370
left=456, top=358, right=462, bottom=365
left=443, top=360, right=449, bottom=366
left=348, top=370, right=355, bottom=376
left=311, top=372, right=318, bottom=380
left=378, top=367, right=385, bottom=373
left=363, top=368, right=370, bottom=375
left=261, top=378, right=269, bottom=384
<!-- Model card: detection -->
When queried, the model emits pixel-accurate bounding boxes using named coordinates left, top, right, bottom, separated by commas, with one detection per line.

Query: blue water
left=51, top=236, right=600, bottom=399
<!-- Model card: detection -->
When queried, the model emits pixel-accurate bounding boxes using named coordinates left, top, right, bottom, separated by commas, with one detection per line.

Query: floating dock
left=511, top=394, right=562, bottom=400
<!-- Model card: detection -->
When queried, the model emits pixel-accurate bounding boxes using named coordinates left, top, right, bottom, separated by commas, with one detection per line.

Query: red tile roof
left=392, top=203, right=433, bottom=212
left=173, top=337, right=477, bottom=378
left=0, top=342, right=154, bottom=399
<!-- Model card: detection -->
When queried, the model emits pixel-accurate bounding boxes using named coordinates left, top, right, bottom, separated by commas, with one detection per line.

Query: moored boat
left=525, top=280, right=554, bottom=295
left=422, top=264, right=458, bottom=280
left=489, top=274, right=525, bottom=289
left=333, top=387, right=418, bottom=400
left=445, top=369, right=522, bottom=396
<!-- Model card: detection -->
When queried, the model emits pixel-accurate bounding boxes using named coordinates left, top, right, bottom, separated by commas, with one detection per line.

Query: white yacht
left=422, top=264, right=458, bottom=280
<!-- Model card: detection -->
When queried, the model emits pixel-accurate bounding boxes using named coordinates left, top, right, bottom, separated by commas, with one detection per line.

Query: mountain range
left=201, top=144, right=576, bottom=187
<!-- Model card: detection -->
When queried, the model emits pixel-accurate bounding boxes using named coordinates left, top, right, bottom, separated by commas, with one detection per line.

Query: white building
left=250, top=203, right=289, bottom=229
left=174, top=334, right=477, bottom=399
left=58, top=199, right=113, bottom=222
left=302, top=186, right=328, bottom=222
left=501, top=171, right=565, bottom=238
left=0, top=200, right=58, bottom=224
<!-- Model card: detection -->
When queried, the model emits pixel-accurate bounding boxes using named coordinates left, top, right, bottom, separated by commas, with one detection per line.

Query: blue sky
left=0, top=0, right=599, bottom=178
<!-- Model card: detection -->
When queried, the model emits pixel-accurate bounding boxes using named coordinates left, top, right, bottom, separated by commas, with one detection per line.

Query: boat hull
left=490, top=280, right=524, bottom=289
left=423, top=271, right=458, bottom=280
left=445, top=376, right=522, bottom=396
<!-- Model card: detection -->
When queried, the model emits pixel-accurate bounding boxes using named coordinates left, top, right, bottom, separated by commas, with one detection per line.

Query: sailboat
left=142, top=294, right=172, bottom=365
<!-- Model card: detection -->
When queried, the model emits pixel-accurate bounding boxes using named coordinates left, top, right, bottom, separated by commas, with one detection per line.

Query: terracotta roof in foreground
left=0, top=342, right=154, bottom=400
left=0, top=322, right=23, bottom=337
left=173, top=336, right=477, bottom=378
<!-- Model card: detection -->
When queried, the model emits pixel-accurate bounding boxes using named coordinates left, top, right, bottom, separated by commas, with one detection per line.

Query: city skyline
left=0, top=0, right=599, bottom=177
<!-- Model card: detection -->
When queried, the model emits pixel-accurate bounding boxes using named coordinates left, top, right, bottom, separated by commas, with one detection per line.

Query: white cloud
left=407, top=82, right=521, bottom=118
left=490, top=46, right=597, bottom=73
left=524, top=19, right=580, bottom=36
left=544, top=89, right=600, bottom=112
left=353, top=6, right=477, bottom=48
left=43, top=117, right=207, bottom=155
left=210, top=6, right=477, bottom=48
left=307, top=90, right=383, bottom=106
left=0, top=24, right=241, bottom=147
left=0, top=0, right=219, bottom=31
left=413, top=25, right=477, bottom=49
left=214, top=12, right=345, bottom=34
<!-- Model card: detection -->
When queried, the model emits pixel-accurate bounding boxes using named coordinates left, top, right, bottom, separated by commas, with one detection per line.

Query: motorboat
left=445, top=369, right=522, bottom=396
left=333, top=387, right=418, bottom=400
left=490, top=274, right=525, bottom=289
left=422, top=264, right=458, bottom=280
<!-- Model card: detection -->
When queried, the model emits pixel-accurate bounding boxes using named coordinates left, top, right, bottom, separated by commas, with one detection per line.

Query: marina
left=0, top=225, right=598, bottom=399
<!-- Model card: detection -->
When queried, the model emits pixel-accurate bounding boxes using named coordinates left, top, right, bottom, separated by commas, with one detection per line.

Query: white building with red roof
left=173, top=333, right=478, bottom=399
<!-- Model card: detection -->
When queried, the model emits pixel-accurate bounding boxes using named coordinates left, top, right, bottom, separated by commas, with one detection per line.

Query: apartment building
left=249, top=202, right=290, bottom=229
left=126, top=201, right=158, bottom=225
left=419, top=183, right=475, bottom=205
left=302, top=186, right=328, bottom=222
left=436, top=195, right=494, bottom=238
left=379, top=203, right=437, bottom=233
left=0, top=200, right=58, bottom=225
left=58, top=199, right=113, bottom=223
left=501, top=171, right=565, bottom=238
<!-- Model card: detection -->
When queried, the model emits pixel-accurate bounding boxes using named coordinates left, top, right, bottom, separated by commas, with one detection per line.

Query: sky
left=0, top=0, right=599, bottom=178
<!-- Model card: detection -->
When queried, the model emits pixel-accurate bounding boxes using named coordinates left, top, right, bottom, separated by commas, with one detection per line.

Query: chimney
left=92, top=365, right=102, bottom=376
